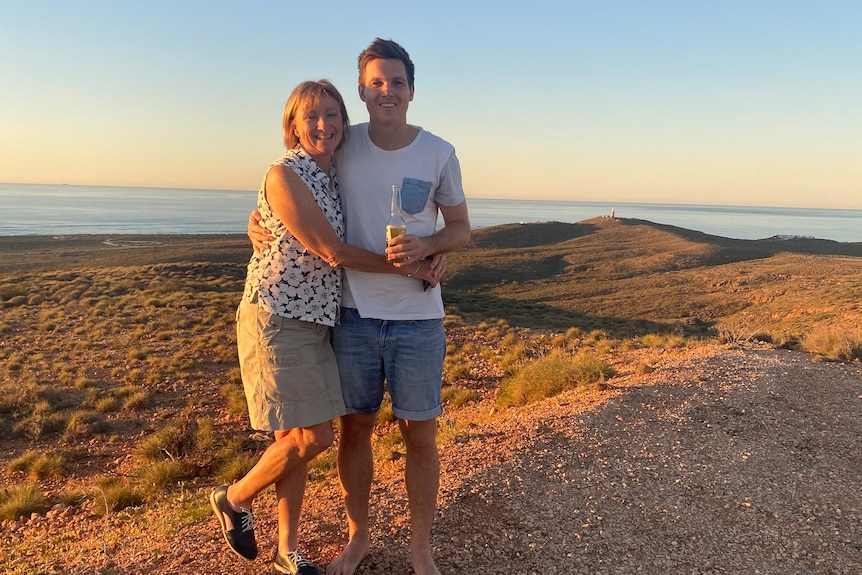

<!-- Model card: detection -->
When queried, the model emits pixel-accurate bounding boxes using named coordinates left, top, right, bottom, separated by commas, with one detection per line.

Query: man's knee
left=399, top=418, right=438, bottom=450
left=340, top=413, right=377, bottom=442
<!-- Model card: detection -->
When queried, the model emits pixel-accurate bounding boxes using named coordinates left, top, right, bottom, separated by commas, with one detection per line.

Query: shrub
left=134, top=419, right=198, bottom=462
left=192, top=418, right=216, bottom=453
left=436, top=415, right=469, bottom=445
left=137, top=460, right=194, bottom=496
left=500, top=331, right=520, bottom=347
left=585, top=329, right=610, bottom=344
left=7, top=451, right=39, bottom=474
left=13, top=411, right=67, bottom=440
left=803, top=325, right=862, bottom=361
left=3, top=295, right=28, bottom=307
left=377, top=399, right=396, bottom=424
left=93, top=477, right=144, bottom=516
left=220, top=383, right=248, bottom=416
left=121, top=389, right=151, bottom=411
left=639, top=333, right=667, bottom=348
left=8, top=451, right=68, bottom=480
left=496, top=350, right=614, bottom=407
left=127, top=347, right=148, bottom=362
left=307, top=449, right=338, bottom=481
left=442, top=385, right=479, bottom=408
left=372, top=427, right=405, bottom=462
left=59, top=490, right=89, bottom=507
left=716, top=319, right=765, bottom=344
left=214, top=451, right=259, bottom=485
left=0, top=483, right=48, bottom=521
left=62, top=410, right=108, bottom=443
left=639, top=332, right=689, bottom=349
left=802, top=325, right=862, bottom=361
left=73, top=377, right=96, bottom=390
left=227, top=367, right=243, bottom=385
left=94, top=396, right=118, bottom=413
left=30, top=452, right=68, bottom=479
left=444, top=360, right=472, bottom=382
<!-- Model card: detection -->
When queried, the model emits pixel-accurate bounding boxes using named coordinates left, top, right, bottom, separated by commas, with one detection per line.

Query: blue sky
left=1, top=1, right=860, bottom=208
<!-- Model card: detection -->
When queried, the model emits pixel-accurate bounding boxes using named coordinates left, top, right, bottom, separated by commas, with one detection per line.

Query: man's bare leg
left=327, top=413, right=377, bottom=575
left=400, top=418, right=441, bottom=575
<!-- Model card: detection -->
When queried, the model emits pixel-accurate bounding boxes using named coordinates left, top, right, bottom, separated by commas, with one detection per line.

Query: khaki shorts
left=236, top=300, right=346, bottom=431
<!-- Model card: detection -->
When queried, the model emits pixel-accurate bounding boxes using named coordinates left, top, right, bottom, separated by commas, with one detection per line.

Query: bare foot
left=326, top=534, right=370, bottom=575
left=410, top=548, right=441, bottom=575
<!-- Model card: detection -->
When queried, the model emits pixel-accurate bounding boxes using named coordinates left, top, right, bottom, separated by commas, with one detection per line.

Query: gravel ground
left=429, top=345, right=862, bottom=575
left=360, top=344, right=862, bottom=575
left=5, top=344, right=861, bottom=574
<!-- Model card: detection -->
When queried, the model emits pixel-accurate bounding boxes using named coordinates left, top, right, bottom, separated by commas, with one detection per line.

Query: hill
left=445, top=217, right=862, bottom=347
left=1, top=219, right=861, bottom=573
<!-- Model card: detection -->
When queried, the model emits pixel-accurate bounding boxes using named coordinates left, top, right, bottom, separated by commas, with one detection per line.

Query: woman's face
left=294, top=93, right=343, bottom=159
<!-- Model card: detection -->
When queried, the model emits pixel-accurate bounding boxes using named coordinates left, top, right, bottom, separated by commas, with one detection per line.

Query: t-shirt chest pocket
left=400, top=178, right=432, bottom=215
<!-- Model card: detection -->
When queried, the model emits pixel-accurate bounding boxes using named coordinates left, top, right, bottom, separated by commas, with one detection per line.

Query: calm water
left=2, top=183, right=862, bottom=243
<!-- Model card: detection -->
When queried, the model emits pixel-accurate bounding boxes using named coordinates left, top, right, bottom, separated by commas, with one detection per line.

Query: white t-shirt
left=337, top=123, right=466, bottom=320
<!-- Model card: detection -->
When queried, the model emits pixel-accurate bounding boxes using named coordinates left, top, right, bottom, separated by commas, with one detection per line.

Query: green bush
left=214, top=450, right=259, bottom=485
left=442, top=385, right=479, bottom=408
left=444, top=360, right=472, bottom=382
left=220, top=383, right=248, bottom=416
left=8, top=450, right=68, bottom=480
left=93, top=477, right=144, bottom=516
left=121, top=389, right=151, bottom=411
left=496, top=350, right=614, bottom=407
left=137, top=460, right=194, bottom=496
left=0, top=483, right=48, bottom=521
left=134, top=419, right=198, bottom=462
left=7, top=451, right=40, bottom=474
left=62, top=410, right=108, bottom=443
left=307, top=449, right=338, bottom=481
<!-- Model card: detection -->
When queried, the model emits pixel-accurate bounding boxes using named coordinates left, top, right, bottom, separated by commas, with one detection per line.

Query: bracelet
left=405, top=261, right=421, bottom=277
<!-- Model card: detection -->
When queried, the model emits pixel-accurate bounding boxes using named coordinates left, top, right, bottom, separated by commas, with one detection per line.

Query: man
left=250, top=38, right=470, bottom=575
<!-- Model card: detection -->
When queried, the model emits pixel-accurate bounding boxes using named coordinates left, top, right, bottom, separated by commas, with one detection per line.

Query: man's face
left=359, top=58, right=414, bottom=124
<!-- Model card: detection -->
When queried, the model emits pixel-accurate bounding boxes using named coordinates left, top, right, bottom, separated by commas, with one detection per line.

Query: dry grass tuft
left=7, top=451, right=68, bottom=480
left=496, top=350, right=615, bottom=407
left=802, top=324, right=862, bottom=361
left=92, top=477, right=144, bottom=516
left=0, top=483, right=48, bottom=521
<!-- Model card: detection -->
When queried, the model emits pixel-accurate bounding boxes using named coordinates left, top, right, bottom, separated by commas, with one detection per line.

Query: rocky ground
left=5, top=343, right=861, bottom=574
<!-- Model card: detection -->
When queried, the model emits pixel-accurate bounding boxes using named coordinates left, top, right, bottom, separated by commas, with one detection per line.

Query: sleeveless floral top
left=241, top=147, right=344, bottom=326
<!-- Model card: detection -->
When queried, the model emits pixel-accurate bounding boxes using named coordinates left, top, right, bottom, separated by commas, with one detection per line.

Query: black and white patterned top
left=241, top=147, right=344, bottom=326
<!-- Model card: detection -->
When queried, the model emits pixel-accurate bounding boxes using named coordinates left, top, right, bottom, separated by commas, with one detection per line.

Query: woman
left=209, top=80, right=438, bottom=575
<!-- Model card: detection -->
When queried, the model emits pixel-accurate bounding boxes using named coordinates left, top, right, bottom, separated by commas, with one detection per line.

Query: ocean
left=2, top=183, right=862, bottom=243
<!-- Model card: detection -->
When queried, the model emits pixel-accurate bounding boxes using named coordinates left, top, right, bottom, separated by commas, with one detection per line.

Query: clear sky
left=1, top=1, right=860, bottom=208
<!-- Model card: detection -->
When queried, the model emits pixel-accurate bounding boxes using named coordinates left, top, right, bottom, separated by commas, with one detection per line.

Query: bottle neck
left=390, top=186, right=403, bottom=218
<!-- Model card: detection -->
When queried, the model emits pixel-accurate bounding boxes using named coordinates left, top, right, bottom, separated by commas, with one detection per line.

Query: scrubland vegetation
left=1, top=220, right=861, bottom=569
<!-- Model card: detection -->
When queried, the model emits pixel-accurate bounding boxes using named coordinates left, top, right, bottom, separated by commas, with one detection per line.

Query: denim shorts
left=236, top=300, right=347, bottom=431
left=332, top=307, right=445, bottom=421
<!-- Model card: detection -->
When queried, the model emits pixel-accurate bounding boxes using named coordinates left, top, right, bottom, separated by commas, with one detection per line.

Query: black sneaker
left=273, top=549, right=321, bottom=575
left=209, top=485, right=257, bottom=560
